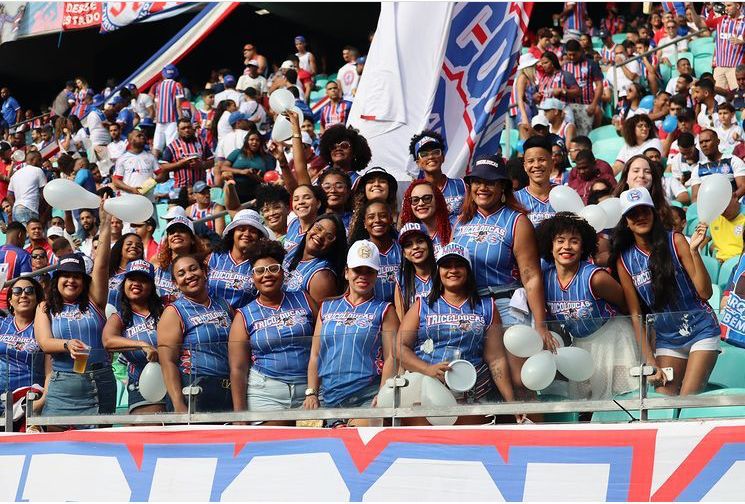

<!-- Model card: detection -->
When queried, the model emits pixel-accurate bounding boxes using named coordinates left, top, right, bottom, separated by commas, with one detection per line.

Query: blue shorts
left=166, top=375, right=233, bottom=413
left=494, top=297, right=528, bottom=327
left=43, top=367, right=116, bottom=417
left=247, top=370, right=306, bottom=411
left=321, top=381, right=380, bottom=427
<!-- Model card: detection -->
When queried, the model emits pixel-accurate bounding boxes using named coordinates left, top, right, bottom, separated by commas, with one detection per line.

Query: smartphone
left=662, top=367, right=674, bottom=382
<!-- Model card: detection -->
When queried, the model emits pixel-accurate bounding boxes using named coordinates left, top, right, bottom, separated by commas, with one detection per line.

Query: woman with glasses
left=0, top=278, right=49, bottom=418
left=207, top=209, right=269, bottom=310
left=102, top=260, right=164, bottom=414
left=284, top=184, right=327, bottom=254
left=394, top=223, right=436, bottom=320
left=314, top=124, right=372, bottom=186
left=408, top=130, right=466, bottom=221
left=107, top=233, right=144, bottom=310
left=284, top=214, right=347, bottom=304
left=154, top=216, right=208, bottom=305
left=318, top=168, right=353, bottom=232
left=399, top=180, right=452, bottom=254
left=158, top=254, right=234, bottom=413
left=613, top=114, right=662, bottom=175
left=229, top=239, right=317, bottom=422
left=348, top=200, right=400, bottom=302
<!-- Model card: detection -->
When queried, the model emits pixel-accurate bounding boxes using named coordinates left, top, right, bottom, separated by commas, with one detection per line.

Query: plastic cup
left=73, top=344, right=91, bottom=374
left=443, top=346, right=461, bottom=363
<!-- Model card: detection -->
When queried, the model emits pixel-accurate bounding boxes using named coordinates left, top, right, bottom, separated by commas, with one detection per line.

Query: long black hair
left=287, top=213, right=347, bottom=292
left=427, top=256, right=480, bottom=310
left=610, top=209, right=675, bottom=311
left=47, top=271, right=91, bottom=316
left=347, top=199, right=397, bottom=245
left=119, top=273, right=163, bottom=329
left=109, top=233, right=143, bottom=276
left=399, top=232, right=436, bottom=312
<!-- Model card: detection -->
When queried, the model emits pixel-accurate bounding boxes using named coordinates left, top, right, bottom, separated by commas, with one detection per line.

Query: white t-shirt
left=668, top=151, right=700, bottom=181
left=217, top=111, right=233, bottom=141
left=133, top=94, right=154, bottom=120
left=663, top=176, right=687, bottom=202
left=113, top=150, right=161, bottom=201
left=605, top=60, right=641, bottom=98
left=715, top=124, right=744, bottom=153
left=214, top=88, right=245, bottom=106
left=107, top=139, right=128, bottom=163
left=658, top=36, right=688, bottom=62
left=215, top=129, right=249, bottom=159
left=236, top=74, right=267, bottom=94
left=8, top=165, right=47, bottom=214
left=337, top=62, right=359, bottom=101
left=690, top=154, right=745, bottom=185
left=86, top=110, right=110, bottom=146
left=615, top=138, right=664, bottom=165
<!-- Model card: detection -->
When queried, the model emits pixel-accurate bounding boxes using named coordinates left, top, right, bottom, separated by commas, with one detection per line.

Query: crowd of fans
left=0, top=2, right=744, bottom=430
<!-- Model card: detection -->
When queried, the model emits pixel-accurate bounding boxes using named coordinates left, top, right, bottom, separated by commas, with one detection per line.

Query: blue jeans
left=13, top=205, right=38, bottom=226
left=321, top=381, right=380, bottom=427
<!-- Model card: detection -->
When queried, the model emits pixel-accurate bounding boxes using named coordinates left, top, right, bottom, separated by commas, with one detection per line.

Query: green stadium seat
left=310, top=90, right=325, bottom=102
left=668, top=51, right=693, bottom=67
left=115, top=380, right=129, bottom=415
left=314, top=78, right=328, bottom=90
left=591, top=390, right=676, bottom=422
left=693, top=53, right=713, bottom=77
left=611, top=33, right=627, bottom=44
left=592, top=137, right=625, bottom=166
left=718, top=256, right=740, bottom=291
left=709, top=283, right=721, bottom=311
left=688, top=37, right=715, bottom=56
left=327, top=73, right=338, bottom=82
left=701, top=255, right=721, bottom=285
left=499, top=129, right=519, bottom=153
left=709, top=342, right=745, bottom=389
left=521, top=47, right=530, bottom=55
left=660, top=63, right=672, bottom=85
left=588, top=125, right=620, bottom=143
left=685, top=203, right=698, bottom=223
left=315, top=73, right=328, bottom=80
left=210, top=187, right=224, bottom=206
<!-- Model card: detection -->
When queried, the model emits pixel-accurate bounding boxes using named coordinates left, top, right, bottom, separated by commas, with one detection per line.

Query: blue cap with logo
left=162, top=64, right=179, bottom=79
left=414, top=135, right=444, bottom=157
left=124, top=259, right=155, bottom=280
left=398, top=222, right=428, bottom=244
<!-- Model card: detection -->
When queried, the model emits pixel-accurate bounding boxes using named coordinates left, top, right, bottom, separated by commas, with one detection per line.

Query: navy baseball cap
left=464, top=155, right=510, bottom=183
left=414, top=135, right=444, bottom=157
left=124, top=259, right=155, bottom=280
left=162, top=64, right=179, bottom=79
left=224, top=74, right=237, bottom=86
left=398, top=222, right=428, bottom=244
left=54, top=254, right=87, bottom=276
left=295, top=35, right=306, bottom=43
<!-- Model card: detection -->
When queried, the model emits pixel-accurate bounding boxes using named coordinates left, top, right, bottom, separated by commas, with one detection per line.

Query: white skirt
left=568, top=316, right=641, bottom=400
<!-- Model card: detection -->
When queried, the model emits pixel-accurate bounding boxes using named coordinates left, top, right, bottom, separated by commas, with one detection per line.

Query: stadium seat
left=693, top=53, right=713, bottom=77
left=701, top=255, right=721, bottom=284
left=708, top=283, right=721, bottom=311
left=499, top=129, right=519, bottom=153
left=315, top=73, right=328, bottom=80
left=718, top=256, right=740, bottom=291
left=210, top=187, right=224, bottom=206
left=685, top=203, right=698, bottom=223
left=688, top=37, right=715, bottom=56
left=592, top=137, right=624, bottom=166
left=708, top=342, right=745, bottom=389
left=679, top=404, right=745, bottom=419
left=115, top=380, right=129, bottom=415
left=327, top=73, right=338, bottom=82
left=667, top=51, right=693, bottom=67
left=592, top=37, right=602, bottom=50
left=588, top=125, right=620, bottom=143
left=611, top=33, right=627, bottom=44
left=660, top=63, right=672, bottom=85
left=310, top=90, right=325, bottom=102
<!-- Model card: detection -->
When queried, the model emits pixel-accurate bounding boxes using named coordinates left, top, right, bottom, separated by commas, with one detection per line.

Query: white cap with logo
left=620, top=187, right=655, bottom=215
left=347, top=240, right=381, bottom=271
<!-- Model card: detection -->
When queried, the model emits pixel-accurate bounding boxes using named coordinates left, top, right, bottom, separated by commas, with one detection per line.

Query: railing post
left=505, top=115, right=513, bottom=159
left=2, top=392, right=12, bottom=432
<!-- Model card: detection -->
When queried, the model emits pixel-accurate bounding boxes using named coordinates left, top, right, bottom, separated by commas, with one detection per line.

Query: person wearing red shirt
left=132, top=217, right=159, bottom=263
left=0, top=141, right=12, bottom=203
left=24, top=219, right=52, bottom=258
left=528, top=28, right=554, bottom=60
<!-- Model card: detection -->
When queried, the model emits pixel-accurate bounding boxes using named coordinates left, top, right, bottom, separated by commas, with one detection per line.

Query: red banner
left=62, top=2, right=102, bottom=31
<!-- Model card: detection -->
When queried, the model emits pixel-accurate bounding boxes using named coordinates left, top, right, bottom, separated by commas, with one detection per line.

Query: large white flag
left=349, top=2, right=530, bottom=180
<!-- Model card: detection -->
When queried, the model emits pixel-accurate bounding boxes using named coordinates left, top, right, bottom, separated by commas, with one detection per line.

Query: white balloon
left=376, top=378, right=395, bottom=408
left=271, top=115, right=293, bottom=142
left=104, top=194, right=154, bottom=223
left=289, top=105, right=304, bottom=125
left=138, top=362, right=167, bottom=402
left=549, top=186, right=584, bottom=214
left=550, top=331, right=565, bottom=349
left=43, top=179, right=101, bottom=211
left=579, top=204, right=608, bottom=233
left=520, top=350, right=557, bottom=391
left=420, top=375, right=457, bottom=425
left=399, top=371, right=424, bottom=407
left=555, top=347, right=595, bottom=382
left=11, top=150, right=25, bottom=162
left=268, top=88, right=295, bottom=114
left=697, top=173, right=733, bottom=224
left=598, top=197, right=622, bottom=228
left=105, top=304, right=118, bottom=319
left=503, top=325, right=543, bottom=358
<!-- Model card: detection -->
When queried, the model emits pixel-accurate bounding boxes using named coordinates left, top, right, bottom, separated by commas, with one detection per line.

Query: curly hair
left=347, top=199, right=397, bottom=245
left=535, top=212, right=599, bottom=263
left=119, top=275, right=163, bottom=330
left=156, top=225, right=208, bottom=269
left=255, top=183, right=291, bottom=208
left=399, top=180, right=452, bottom=244
left=246, top=238, right=286, bottom=265
left=318, top=124, right=372, bottom=173
left=621, top=114, right=656, bottom=147
left=408, top=129, right=446, bottom=160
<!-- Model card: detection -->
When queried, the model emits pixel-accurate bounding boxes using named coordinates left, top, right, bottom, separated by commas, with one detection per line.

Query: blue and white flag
left=349, top=2, right=530, bottom=180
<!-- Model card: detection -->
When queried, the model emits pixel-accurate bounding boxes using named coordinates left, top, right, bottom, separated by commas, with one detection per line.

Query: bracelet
left=63, top=341, right=69, bottom=352
left=292, top=134, right=301, bottom=139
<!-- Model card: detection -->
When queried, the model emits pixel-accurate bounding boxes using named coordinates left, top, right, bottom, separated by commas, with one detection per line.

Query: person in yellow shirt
left=708, top=194, right=745, bottom=262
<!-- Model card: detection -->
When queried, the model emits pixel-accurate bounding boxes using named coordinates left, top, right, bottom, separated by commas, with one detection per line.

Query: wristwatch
left=304, top=387, right=317, bottom=397
left=292, top=134, right=302, bottom=139
left=63, top=342, right=69, bottom=352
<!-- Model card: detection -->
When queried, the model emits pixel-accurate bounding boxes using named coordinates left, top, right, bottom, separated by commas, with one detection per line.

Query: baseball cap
left=620, top=187, right=655, bottom=215
left=110, top=95, right=125, bottom=106
left=295, top=35, right=306, bottom=43
left=414, top=135, right=444, bottom=157
left=162, top=206, right=186, bottom=220
left=531, top=115, right=550, bottom=128
left=162, top=64, right=179, bottom=79
left=354, top=166, right=398, bottom=194
left=126, top=83, right=138, bottom=91
left=192, top=181, right=209, bottom=193
left=224, top=74, right=237, bottom=86
left=165, top=215, right=195, bottom=234
left=435, top=242, right=471, bottom=267
left=347, top=240, right=381, bottom=271
left=398, top=222, right=428, bottom=245
left=124, top=259, right=155, bottom=280
left=280, top=60, right=296, bottom=70
left=228, top=111, right=248, bottom=126
left=55, top=254, right=87, bottom=276
left=301, top=131, right=313, bottom=146
left=518, top=53, right=539, bottom=71
left=92, top=94, right=105, bottom=108
left=246, top=59, right=259, bottom=67
left=138, top=117, right=155, bottom=129
left=599, top=29, right=610, bottom=39
left=538, top=98, right=565, bottom=111
left=464, top=155, right=510, bottom=183
left=223, top=209, right=269, bottom=238
left=47, top=226, right=65, bottom=239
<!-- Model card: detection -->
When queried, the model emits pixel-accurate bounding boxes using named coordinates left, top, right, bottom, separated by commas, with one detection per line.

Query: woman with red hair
left=399, top=179, right=451, bottom=254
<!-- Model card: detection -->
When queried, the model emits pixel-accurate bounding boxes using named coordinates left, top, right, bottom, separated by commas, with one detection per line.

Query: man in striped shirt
left=560, top=2, right=586, bottom=34
left=318, top=81, right=353, bottom=134
left=690, top=3, right=745, bottom=90
left=152, top=64, right=184, bottom=156
left=159, top=118, right=213, bottom=189
left=563, top=39, right=603, bottom=136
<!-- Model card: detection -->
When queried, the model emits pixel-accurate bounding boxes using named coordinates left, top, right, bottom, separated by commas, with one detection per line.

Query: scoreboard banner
left=1, top=420, right=744, bottom=501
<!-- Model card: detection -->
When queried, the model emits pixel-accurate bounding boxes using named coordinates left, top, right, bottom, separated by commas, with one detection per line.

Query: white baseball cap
left=165, top=215, right=195, bottom=234
left=161, top=206, right=186, bottom=220
left=222, top=208, right=270, bottom=238
left=517, top=53, right=539, bottom=71
left=280, top=60, right=296, bottom=70
left=47, top=226, right=65, bottom=238
left=531, top=114, right=550, bottom=128
left=620, top=187, right=655, bottom=215
left=347, top=240, right=381, bottom=271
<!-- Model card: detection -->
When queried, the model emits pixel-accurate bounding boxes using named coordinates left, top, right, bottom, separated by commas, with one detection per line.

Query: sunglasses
left=417, top=148, right=442, bottom=159
left=11, top=286, right=35, bottom=296
left=332, top=141, right=351, bottom=150
left=410, top=194, right=434, bottom=206
left=31, top=254, right=46, bottom=260
left=253, top=264, right=282, bottom=276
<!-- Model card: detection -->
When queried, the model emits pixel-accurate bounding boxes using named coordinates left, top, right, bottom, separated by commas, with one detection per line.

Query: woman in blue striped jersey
left=304, top=240, right=400, bottom=427
left=229, top=239, right=317, bottom=424
left=393, top=222, right=436, bottom=320
left=107, top=233, right=144, bottom=310
left=284, top=213, right=347, bottom=304
left=154, top=215, right=208, bottom=305
left=318, top=168, right=353, bottom=232
left=611, top=187, right=720, bottom=396
left=284, top=184, right=326, bottom=254
left=158, top=254, right=234, bottom=413
left=536, top=213, right=638, bottom=399
left=398, top=243, right=516, bottom=424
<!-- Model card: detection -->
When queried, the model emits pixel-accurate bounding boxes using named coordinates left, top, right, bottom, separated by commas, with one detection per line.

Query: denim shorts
left=12, top=205, right=38, bottom=226
left=127, top=382, right=166, bottom=414
left=165, top=375, right=233, bottom=413
left=43, top=367, right=116, bottom=417
left=321, top=381, right=380, bottom=427
left=247, top=370, right=306, bottom=411
left=494, top=297, right=528, bottom=327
